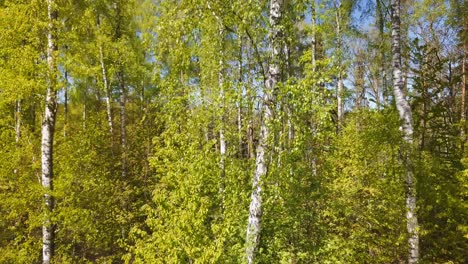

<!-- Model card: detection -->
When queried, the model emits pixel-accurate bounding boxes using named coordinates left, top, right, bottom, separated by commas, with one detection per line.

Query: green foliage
left=0, top=0, right=466, bottom=263
left=318, top=110, right=408, bottom=263
left=416, top=152, right=467, bottom=263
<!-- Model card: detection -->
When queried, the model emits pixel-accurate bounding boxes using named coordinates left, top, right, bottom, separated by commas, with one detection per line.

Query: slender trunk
left=391, top=1, right=419, bottom=263
left=247, top=119, right=255, bottom=159
left=115, top=2, right=127, bottom=178
left=238, top=36, right=244, bottom=157
left=287, top=104, right=294, bottom=145
left=355, top=52, right=365, bottom=109
left=63, top=70, right=68, bottom=137
left=461, top=44, right=466, bottom=152
left=119, top=72, right=127, bottom=178
left=245, top=0, right=283, bottom=262
left=82, top=99, right=87, bottom=129
left=42, top=1, right=58, bottom=263
left=377, top=0, right=384, bottom=108
left=335, top=1, right=344, bottom=129
left=337, top=75, right=344, bottom=125
left=247, top=46, right=255, bottom=160
left=15, top=100, right=21, bottom=144
left=100, top=44, right=114, bottom=138
left=218, top=29, right=226, bottom=208
left=284, top=42, right=294, bottom=145
left=14, top=100, right=21, bottom=175
left=311, top=0, right=317, bottom=72
left=421, top=75, right=427, bottom=150
left=206, top=3, right=228, bottom=182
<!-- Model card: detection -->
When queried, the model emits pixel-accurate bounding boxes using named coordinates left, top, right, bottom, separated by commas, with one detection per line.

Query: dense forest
left=0, top=0, right=467, bottom=263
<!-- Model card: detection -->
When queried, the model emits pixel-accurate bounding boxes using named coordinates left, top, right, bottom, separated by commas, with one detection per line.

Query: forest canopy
left=0, top=0, right=467, bottom=263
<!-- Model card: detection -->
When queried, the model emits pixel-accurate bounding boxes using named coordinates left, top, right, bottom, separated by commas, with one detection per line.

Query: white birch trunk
left=100, top=44, right=114, bottom=138
left=337, top=75, right=344, bottom=125
left=42, top=1, right=58, bottom=263
left=218, top=32, right=226, bottom=207
left=391, top=1, right=419, bottom=263
left=208, top=2, right=228, bottom=202
left=245, top=0, right=283, bottom=262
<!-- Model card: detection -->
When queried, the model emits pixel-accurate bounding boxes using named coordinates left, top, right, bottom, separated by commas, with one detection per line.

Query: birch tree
left=245, top=0, right=283, bottom=262
left=391, top=0, right=419, bottom=262
left=42, top=0, right=58, bottom=263
left=97, top=16, right=115, bottom=139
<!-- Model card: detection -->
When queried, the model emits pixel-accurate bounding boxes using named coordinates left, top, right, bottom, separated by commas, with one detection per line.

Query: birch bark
left=391, top=1, right=419, bottom=263
left=99, top=44, right=114, bottom=138
left=208, top=1, right=227, bottom=206
left=42, top=0, right=58, bottom=263
left=245, top=0, right=283, bottom=262
left=218, top=31, right=226, bottom=208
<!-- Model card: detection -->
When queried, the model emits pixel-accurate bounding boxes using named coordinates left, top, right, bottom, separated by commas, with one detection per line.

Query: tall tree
left=391, top=0, right=419, bottom=263
left=245, top=0, right=283, bottom=262
left=335, top=0, right=344, bottom=129
left=42, top=0, right=58, bottom=263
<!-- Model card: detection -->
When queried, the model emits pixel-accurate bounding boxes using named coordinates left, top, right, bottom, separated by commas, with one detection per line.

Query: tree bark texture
left=42, top=0, right=58, bottom=263
left=391, top=1, right=419, bottom=263
left=100, top=44, right=114, bottom=138
left=245, top=0, right=283, bottom=263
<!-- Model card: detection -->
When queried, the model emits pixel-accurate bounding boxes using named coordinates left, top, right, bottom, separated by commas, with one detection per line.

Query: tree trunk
left=311, top=0, right=317, bottom=72
left=15, top=100, right=21, bottom=144
left=218, top=28, right=226, bottom=209
left=14, top=100, right=21, bottom=175
left=391, top=1, right=419, bottom=263
left=207, top=1, right=228, bottom=206
left=376, top=0, right=384, bottom=108
left=462, top=43, right=466, bottom=152
left=115, top=1, right=127, bottom=179
left=335, top=1, right=344, bottom=129
left=247, top=119, right=255, bottom=159
left=119, top=71, right=127, bottom=178
left=63, top=70, right=68, bottom=137
left=245, top=0, right=283, bottom=262
left=238, top=36, right=244, bottom=157
left=100, top=44, right=114, bottom=138
left=247, top=44, right=256, bottom=160
left=355, top=50, right=366, bottom=109
left=42, top=1, right=58, bottom=263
